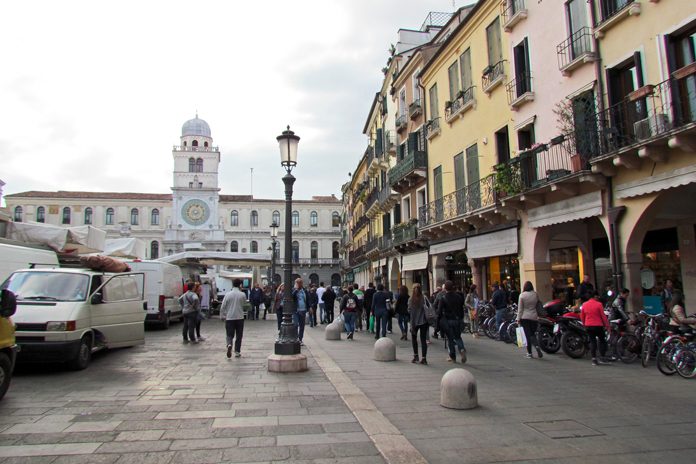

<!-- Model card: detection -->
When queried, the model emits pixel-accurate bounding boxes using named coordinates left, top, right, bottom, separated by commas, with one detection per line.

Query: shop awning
left=527, top=191, right=602, bottom=229
left=429, top=237, right=467, bottom=255
left=401, top=250, right=429, bottom=272
left=615, top=165, right=696, bottom=199
left=466, top=227, right=518, bottom=259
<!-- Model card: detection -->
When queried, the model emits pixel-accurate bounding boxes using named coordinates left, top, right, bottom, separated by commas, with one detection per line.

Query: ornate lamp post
left=269, top=221, right=278, bottom=291
left=273, top=126, right=303, bottom=358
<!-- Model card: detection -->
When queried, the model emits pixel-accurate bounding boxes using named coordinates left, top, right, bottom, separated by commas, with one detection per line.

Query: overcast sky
left=1, top=0, right=472, bottom=203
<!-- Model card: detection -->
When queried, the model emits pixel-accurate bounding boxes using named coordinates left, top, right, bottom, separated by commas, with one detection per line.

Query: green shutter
left=407, top=132, right=418, bottom=155
left=375, top=128, right=384, bottom=155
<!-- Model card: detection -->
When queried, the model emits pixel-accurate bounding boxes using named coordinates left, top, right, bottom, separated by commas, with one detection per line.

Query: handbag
left=535, top=297, right=546, bottom=317
left=424, top=298, right=438, bottom=326
left=516, top=326, right=527, bottom=348
left=369, top=314, right=375, bottom=332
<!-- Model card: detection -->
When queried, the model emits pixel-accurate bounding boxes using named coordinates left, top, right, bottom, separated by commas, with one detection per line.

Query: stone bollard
left=440, top=368, right=478, bottom=410
left=332, top=316, right=345, bottom=331
left=325, top=322, right=341, bottom=340
left=373, top=337, right=396, bottom=361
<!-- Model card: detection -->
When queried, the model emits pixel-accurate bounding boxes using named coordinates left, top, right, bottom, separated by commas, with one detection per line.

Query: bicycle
left=639, top=311, right=667, bottom=367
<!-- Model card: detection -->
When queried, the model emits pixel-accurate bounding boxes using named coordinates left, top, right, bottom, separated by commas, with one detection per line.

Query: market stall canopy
left=157, top=251, right=271, bottom=267
left=6, top=222, right=106, bottom=254
left=103, top=237, right=146, bottom=259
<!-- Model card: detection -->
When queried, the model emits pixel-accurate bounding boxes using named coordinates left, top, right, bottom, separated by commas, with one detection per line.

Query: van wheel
left=68, top=336, right=92, bottom=371
left=161, top=313, right=170, bottom=330
left=0, top=353, right=12, bottom=401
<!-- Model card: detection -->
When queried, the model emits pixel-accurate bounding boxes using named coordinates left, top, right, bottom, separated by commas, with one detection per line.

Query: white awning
left=466, top=228, right=518, bottom=259
left=401, top=250, right=429, bottom=272
left=528, top=191, right=603, bottom=229
left=7, top=222, right=106, bottom=254
left=104, top=238, right=146, bottom=259
left=429, top=237, right=467, bottom=255
left=615, top=165, right=696, bottom=199
left=158, top=251, right=271, bottom=267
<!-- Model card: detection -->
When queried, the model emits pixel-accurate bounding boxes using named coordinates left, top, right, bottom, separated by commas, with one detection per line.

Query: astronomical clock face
left=181, top=199, right=210, bottom=226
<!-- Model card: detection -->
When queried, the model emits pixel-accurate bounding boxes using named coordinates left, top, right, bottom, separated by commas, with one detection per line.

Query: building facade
left=6, top=116, right=343, bottom=287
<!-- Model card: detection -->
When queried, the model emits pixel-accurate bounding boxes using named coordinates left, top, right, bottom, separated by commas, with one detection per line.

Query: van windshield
left=3, top=272, right=90, bottom=302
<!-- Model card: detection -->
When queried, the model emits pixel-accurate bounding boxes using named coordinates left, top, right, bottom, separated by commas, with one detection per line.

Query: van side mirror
left=91, top=293, right=103, bottom=305
left=1, top=289, right=17, bottom=318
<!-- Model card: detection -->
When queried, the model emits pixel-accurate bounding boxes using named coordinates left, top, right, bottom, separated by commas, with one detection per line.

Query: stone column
left=622, top=251, right=644, bottom=314
left=677, top=224, right=696, bottom=306
left=522, top=261, right=553, bottom=302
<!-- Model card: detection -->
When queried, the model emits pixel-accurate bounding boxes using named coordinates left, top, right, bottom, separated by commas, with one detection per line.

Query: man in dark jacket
left=437, top=280, right=467, bottom=363
left=364, top=282, right=376, bottom=332
left=371, top=284, right=390, bottom=339
left=322, top=286, right=337, bottom=324
left=249, top=283, right=264, bottom=320
left=491, top=283, right=507, bottom=337
left=578, top=274, right=595, bottom=303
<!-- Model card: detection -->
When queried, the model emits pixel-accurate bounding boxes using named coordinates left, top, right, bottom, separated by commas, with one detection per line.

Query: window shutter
left=375, top=128, right=384, bottom=155
left=407, top=132, right=418, bottom=155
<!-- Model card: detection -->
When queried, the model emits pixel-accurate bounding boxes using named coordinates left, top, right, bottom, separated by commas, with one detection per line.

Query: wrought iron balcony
left=388, top=150, right=428, bottom=192
left=501, top=0, right=527, bottom=32
left=392, top=221, right=418, bottom=246
left=351, top=215, right=369, bottom=235
left=482, top=60, right=506, bottom=94
left=365, top=237, right=379, bottom=255
left=426, top=118, right=441, bottom=139
left=396, top=114, right=408, bottom=133
left=557, top=27, right=595, bottom=75
left=445, top=87, right=475, bottom=122
left=409, top=99, right=423, bottom=119
left=506, top=72, right=534, bottom=109
left=366, top=185, right=380, bottom=208
left=418, top=174, right=497, bottom=228
left=378, top=185, right=399, bottom=211
left=349, top=244, right=367, bottom=265
left=594, top=1, right=641, bottom=38
left=385, top=130, right=397, bottom=154
left=378, top=234, right=393, bottom=251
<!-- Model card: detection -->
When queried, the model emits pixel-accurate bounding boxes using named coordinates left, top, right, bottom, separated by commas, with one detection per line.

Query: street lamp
left=269, top=221, right=278, bottom=291
left=275, top=126, right=301, bottom=356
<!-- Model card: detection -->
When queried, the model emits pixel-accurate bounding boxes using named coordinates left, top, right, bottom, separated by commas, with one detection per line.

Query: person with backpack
left=437, top=280, right=467, bottom=363
left=409, top=283, right=429, bottom=364
left=353, top=285, right=365, bottom=331
left=340, top=285, right=360, bottom=339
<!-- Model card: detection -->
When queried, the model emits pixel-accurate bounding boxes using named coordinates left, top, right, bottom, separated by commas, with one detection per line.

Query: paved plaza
left=1, top=317, right=695, bottom=464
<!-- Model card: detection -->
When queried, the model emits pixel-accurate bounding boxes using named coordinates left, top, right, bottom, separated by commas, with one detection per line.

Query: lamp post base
left=267, top=353, right=308, bottom=373
left=274, top=340, right=301, bottom=355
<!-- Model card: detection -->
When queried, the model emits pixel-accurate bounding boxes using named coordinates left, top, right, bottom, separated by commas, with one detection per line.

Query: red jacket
left=580, top=298, right=608, bottom=328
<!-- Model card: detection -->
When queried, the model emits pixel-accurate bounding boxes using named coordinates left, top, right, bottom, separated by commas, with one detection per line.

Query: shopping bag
left=516, top=326, right=527, bottom=348
left=369, top=314, right=375, bottom=332
left=259, top=302, right=266, bottom=311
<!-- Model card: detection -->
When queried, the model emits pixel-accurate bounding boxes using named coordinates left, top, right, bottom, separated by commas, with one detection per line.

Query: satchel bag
left=535, top=296, right=546, bottom=317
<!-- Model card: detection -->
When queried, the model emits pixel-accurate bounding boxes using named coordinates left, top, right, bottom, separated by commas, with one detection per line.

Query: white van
left=2, top=268, right=145, bottom=370
left=126, top=260, right=184, bottom=329
left=0, top=242, right=59, bottom=284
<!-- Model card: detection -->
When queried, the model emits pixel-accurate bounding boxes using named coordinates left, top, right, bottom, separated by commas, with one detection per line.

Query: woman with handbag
left=409, top=284, right=429, bottom=364
left=516, top=281, right=543, bottom=359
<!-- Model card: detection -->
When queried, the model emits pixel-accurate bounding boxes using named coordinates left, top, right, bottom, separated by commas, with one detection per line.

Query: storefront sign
left=466, top=227, right=518, bottom=259
left=429, top=236, right=467, bottom=255
left=528, top=191, right=602, bottom=229
left=401, top=250, right=429, bottom=271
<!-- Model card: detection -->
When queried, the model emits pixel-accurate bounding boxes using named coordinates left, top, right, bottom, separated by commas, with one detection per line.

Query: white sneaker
left=234, top=352, right=241, bottom=358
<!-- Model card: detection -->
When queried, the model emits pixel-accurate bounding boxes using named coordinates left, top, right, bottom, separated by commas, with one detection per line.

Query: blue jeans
left=397, top=313, right=409, bottom=334
left=343, top=311, right=356, bottom=334
left=495, top=308, right=506, bottom=336
left=441, top=319, right=465, bottom=359
left=374, top=309, right=388, bottom=337
left=293, top=311, right=307, bottom=341
left=319, top=303, right=325, bottom=323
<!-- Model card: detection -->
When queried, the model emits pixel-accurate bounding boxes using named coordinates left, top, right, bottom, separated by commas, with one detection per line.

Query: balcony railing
left=445, top=87, right=475, bottom=122
left=388, top=150, right=428, bottom=188
left=409, top=99, right=423, bottom=119
left=365, top=237, right=379, bottom=254
left=482, top=60, right=506, bottom=93
left=173, top=145, right=219, bottom=152
left=353, top=181, right=368, bottom=200
left=385, top=130, right=397, bottom=153
left=557, top=27, right=594, bottom=72
left=418, top=174, right=497, bottom=228
left=349, top=244, right=367, bottom=264
left=426, top=118, right=441, bottom=139
left=378, top=234, right=393, bottom=251
left=392, top=221, right=418, bottom=246
left=597, top=0, right=633, bottom=24
left=396, top=114, right=408, bottom=132
left=366, top=185, right=380, bottom=207
left=351, top=215, right=369, bottom=235
left=501, top=0, right=527, bottom=32
left=506, top=72, right=533, bottom=107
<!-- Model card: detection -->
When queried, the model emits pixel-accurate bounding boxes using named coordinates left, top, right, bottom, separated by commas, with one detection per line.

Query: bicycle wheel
left=657, top=339, right=682, bottom=376
left=641, top=335, right=652, bottom=368
left=675, top=348, right=696, bottom=379
left=507, top=322, right=518, bottom=345
left=616, top=334, right=639, bottom=364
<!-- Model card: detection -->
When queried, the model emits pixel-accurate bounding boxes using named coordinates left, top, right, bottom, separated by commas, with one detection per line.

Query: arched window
left=196, top=158, right=203, bottom=172
left=192, top=139, right=198, bottom=147
left=250, top=241, right=258, bottom=253
left=130, top=208, right=139, bottom=225
left=204, top=141, right=209, bottom=148
left=310, top=211, right=318, bottom=227
left=309, top=273, right=319, bottom=286
left=230, top=210, right=238, bottom=226
left=332, top=241, right=339, bottom=259
left=230, top=241, right=239, bottom=252
left=331, top=273, right=341, bottom=287
left=151, top=208, right=160, bottom=225
left=105, top=208, right=114, bottom=225
left=292, top=241, right=300, bottom=262
left=188, top=157, right=196, bottom=172
left=183, top=141, right=187, bottom=147
left=13, top=206, right=22, bottom=222
left=84, top=207, right=93, bottom=225
left=151, top=241, right=159, bottom=259
left=332, top=211, right=340, bottom=227
left=62, top=207, right=71, bottom=225
left=36, top=206, right=45, bottom=223
left=292, top=210, right=300, bottom=226
left=272, top=210, right=280, bottom=226
left=251, top=210, right=258, bottom=226
left=311, top=241, right=318, bottom=260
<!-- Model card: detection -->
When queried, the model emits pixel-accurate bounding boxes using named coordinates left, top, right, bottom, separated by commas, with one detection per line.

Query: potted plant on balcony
left=494, top=163, right=519, bottom=197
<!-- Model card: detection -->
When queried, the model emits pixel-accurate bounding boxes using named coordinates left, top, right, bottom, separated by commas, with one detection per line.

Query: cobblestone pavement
left=1, top=317, right=695, bottom=464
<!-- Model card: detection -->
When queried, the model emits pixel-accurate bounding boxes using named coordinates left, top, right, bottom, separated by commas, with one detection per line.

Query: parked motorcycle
left=536, top=299, right=569, bottom=354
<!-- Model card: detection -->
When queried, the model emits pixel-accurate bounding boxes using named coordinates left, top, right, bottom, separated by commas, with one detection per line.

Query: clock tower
left=164, top=115, right=225, bottom=252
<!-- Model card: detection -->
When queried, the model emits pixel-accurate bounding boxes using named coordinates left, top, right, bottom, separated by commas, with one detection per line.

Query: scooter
left=536, top=299, right=570, bottom=354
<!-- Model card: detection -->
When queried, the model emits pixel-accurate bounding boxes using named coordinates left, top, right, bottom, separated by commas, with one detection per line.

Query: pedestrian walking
left=323, top=285, right=336, bottom=323
left=465, top=284, right=480, bottom=338
left=516, top=281, right=543, bottom=359
left=200, top=281, right=212, bottom=319
left=340, top=285, right=359, bottom=339
left=395, top=285, right=410, bottom=340
left=437, top=280, right=467, bottom=363
left=364, top=282, right=376, bottom=332
left=353, top=285, right=365, bottom=331
left=491, top=282, right=507, bottom=337
left=580, top=290, right=611, bottom=366
left=308, top=285, right=319, bottom=327
left=372, top=283, right=390, bottom=339
left=221, top=278, right=246, bottom=358
left=316, top=282, right=327, bottom=324
left=386, top=286, right=394, bottom=334
left=249, top=283, right=264, bottom=320
left=262, top=285, right=273, bottom=320
left=409, top=283, right=429, bottom=364
left=274, top=283, right=285, bottom=332
left=292, top=278, right=309, bottom=345
left=178, top=282, right=200, bottom=344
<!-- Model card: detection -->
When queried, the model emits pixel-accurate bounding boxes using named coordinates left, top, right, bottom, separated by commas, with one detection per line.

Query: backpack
left=345, top=295, right=357, bottom=310
left=424, top=297, right=438, bottom=326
